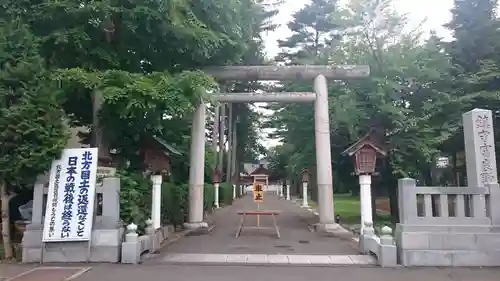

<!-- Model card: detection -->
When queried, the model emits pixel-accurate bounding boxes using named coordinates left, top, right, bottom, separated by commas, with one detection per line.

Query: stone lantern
left=213, top=170, right=221, bottom=208
left=300, top=168, right=311, bottom=208
left=342, top=131, right=386, bottom=231
left=143, top=136, right=178, bottom=176
left=143, top=135, right=182, bottom=230
left=353, top=146, right=378, bottom=175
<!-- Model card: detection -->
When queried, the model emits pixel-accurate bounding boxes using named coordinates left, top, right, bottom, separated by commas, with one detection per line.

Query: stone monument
left=22, top=177, right=123, bottom=263
left=395, top=108, right=500, bottom=266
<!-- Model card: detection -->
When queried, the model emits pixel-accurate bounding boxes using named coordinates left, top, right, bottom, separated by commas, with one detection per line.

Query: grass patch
left=333, top=194, right=391, bottom=227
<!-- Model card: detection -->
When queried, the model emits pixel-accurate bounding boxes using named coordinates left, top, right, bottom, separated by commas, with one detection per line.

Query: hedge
left=119, top=170, right=233, bottom=230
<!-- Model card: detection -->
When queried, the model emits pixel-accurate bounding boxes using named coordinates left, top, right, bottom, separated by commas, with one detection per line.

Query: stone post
left=378, top=226, right=397, bottom=267
left=359, top=174, right=373, bottom=232
left=22, top=183, right=45, bottom=263
left=214, top=182, right=220, bottom=208
left=185, top=102, right=207, bottom=229
left=359, top=221, right=376, bottom=254
left=27, top=183, right=44, bottom=229
left=232, top=184, right=236, bottom=199
left=212, top=104, right=220, bottom=159
left=151, top=174, right=162, bottom=230
left=121, top=223, right=140, bottom=264
left=463, top=109, right=498, bottom=188
left=226, top=104, right=233, bottom=182
left=145, top=219, right=155, bottom=253
left=101, top=177, right=121, bottom=228
left=314, top=75, right=336, bottom=228
left=286, top=184, right=291, bottom=200
left=463, top=109, right=497, bottom=223
left=488, top=183, right=500, bottom=225
left=212, top=103, right=220, bottom=206
left=301, top=182, right=309, bottom=208
left=398, top=178, right=418, bottom=224
left=218, top=104, right=225, bottom=180
left=231, top=112, right=237, bottom=184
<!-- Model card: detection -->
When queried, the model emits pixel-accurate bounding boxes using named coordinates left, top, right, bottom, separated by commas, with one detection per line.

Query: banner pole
left=257, top=203, right=260, bottom=227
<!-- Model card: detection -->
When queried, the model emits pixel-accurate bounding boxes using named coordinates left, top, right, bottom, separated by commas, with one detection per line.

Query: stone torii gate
left=185, top=65, right=370, bottom=231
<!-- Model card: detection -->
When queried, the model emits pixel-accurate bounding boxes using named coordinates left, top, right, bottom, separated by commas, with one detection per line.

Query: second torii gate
left=185, top=65, right=369, bottom=232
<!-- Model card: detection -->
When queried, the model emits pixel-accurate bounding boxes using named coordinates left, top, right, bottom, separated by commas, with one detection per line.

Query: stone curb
left=157, top=253, right=377, bottom=267
left=158, top=261, right=378, bottom=268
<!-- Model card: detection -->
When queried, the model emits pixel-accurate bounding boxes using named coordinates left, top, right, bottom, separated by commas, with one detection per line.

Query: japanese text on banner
left=42, top=148, right=98, bottom=242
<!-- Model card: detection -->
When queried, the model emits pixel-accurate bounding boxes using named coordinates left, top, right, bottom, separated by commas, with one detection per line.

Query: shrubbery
left=119, top=170, right=152, bottom=233
left=118, top=169, right=223, bottom=230
left=203, top=183, right=215, bottom=212
left=161, top=182, right=188, bottom=228
left=219, top=182, right=234, bottom=206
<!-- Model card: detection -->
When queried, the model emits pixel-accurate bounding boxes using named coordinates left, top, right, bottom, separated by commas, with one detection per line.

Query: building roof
left=250, top=164, right=270, bottom=176
left=152, top=135, right=182, bottom=156
left=243, top=162, right=269, bottom=175
left=341, top=131, right=387, bottom=157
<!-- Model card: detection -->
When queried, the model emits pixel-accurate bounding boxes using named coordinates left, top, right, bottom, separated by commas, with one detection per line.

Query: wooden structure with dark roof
left=342, top=131, right=387, bottom=175
left=239, top=163, right=272, bottom=185
left=143, top=135, right=182, bottom=175
left=342, top=131, right=386, bottom=157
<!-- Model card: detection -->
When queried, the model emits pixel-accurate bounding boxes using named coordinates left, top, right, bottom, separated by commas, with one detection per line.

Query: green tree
left=0, top=19, right=68, bottom=259
left=275, top=0, right=343, bottom=64
left=265, top=0, right=354, bottom=198
left=269, top=0, right=459, bottom=221
left=441, top=0, right=500, bottom=181
left=267, top=144, right=293, bottom=180
left=446, top=0, right=499, bottom=73
left=2, top=0, right=270, bottom=177
left=221, top=0, right=281, bottom=179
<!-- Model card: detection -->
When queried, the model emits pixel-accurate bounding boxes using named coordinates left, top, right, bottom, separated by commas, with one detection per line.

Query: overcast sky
left=257, top=0, right=454, bottom=150
left=262, top=0, right=454, bottom=57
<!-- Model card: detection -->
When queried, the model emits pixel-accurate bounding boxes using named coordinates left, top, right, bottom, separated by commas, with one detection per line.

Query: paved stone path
left=155, top=193, right=358, bottom=258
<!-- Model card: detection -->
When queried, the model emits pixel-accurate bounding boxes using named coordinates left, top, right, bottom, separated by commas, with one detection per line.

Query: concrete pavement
left=3, top=264, right=500, bottom=281
left=76, top=264, right=500, bottom=281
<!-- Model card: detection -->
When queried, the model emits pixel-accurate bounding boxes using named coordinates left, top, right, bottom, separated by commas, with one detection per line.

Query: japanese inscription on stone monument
left=42, top=148, right=99, bottom=242
left=463, top=109, right=498, bottom=187
left=475, top=114, right=495, bottom=184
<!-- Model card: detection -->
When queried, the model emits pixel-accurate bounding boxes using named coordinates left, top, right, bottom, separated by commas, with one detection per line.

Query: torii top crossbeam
left=203, top=65, right=370, bottom=81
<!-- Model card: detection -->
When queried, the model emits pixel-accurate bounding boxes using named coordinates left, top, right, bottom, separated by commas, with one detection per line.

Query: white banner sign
left=42, top=148, right=99, bottom=242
